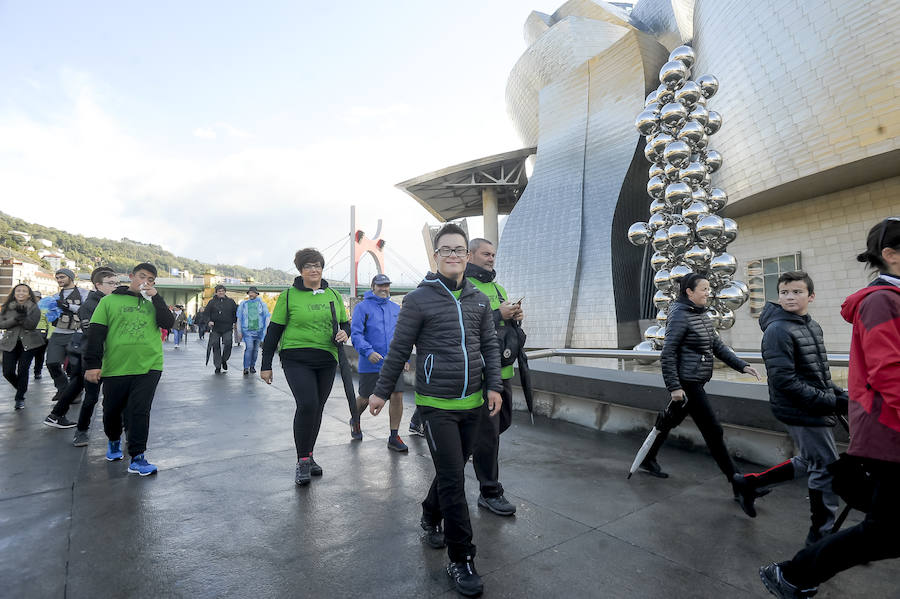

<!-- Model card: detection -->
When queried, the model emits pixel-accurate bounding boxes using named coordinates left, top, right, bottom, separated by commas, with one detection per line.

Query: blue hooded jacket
left=351, top=290, right=401, bottom=373
left=237, top=297, right=270, bottom=338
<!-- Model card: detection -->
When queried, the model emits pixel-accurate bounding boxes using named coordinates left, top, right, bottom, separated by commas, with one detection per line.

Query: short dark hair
left=132, top=262, right=157, bottom=277
left=468, top=237, right=493, bottom=252
left=778, top=270, right=814, bottom=295
left=90, top=267, right=116, bottom=286
left=294, top=248, right=325, bottom=272
left=678, top=272, right=709, bottom=297
left=433, top=223, right=468, bottom=249
left=214, top=284, right=226, bottom=292
left=857, top=218, right=900, bottom=272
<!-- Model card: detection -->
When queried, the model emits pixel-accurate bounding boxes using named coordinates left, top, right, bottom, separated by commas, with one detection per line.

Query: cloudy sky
left=0, top=1, right=546, bottom=284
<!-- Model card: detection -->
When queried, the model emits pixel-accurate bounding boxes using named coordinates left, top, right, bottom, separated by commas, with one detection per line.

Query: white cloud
left=193, top=122, right=251, bottom=140
left=193, top=127, right=217, bottom=139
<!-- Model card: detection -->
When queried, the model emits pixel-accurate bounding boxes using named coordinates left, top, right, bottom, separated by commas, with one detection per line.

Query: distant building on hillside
left=0, top=259, right=58, bottom=297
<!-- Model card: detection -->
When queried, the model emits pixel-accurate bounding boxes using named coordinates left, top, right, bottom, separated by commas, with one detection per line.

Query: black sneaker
left=43, top=414, right=77, bottom=429
left=477, top=494, right=516, bottom=516
left=759, top=563, right=817, bottom=598
left=215, top=367, right=221, bottom=374
left=408, top=421, right=425, bottom=437
left=295, top=459, right=311, bottom=486
left=309, top=455, right=323, bottom=476
left=249, top=367, right=256, bottom=373
left=72, top=430, right=90, bottom=447
left=50, top=392, right=60, bottom=402
left=222, top=362, right=228, bottom=371
left=447, top=557, right=483, bottom=597
left=639, top=458, right=669, bottom=478
left=420, top=519, right=445, bottom=549
left=14, top=399, right=25, bottom=410
left=34, top=372, right=42, bottom=380
left=732, top=475, right=758, bottom=518
left=243, top=369, right=249, bottom=376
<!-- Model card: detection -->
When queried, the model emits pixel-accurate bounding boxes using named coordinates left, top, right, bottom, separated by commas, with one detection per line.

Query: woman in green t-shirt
left=260, top=248, right=349, bottom=486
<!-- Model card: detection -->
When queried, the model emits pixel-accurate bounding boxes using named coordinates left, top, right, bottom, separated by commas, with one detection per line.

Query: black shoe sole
left=638, top=467, right=669, bottom=478
left=423, top=536, right=446, bottom=549
left=43, top=419, right=77, bottom=429
left=295, top=478, right=311, bottom=486
left=477, top=496, right=516, bottom=516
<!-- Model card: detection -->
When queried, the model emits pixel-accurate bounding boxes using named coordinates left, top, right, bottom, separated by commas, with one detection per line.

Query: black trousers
left=32, top=338, right=46, bottom=375
left=420, top=405, right=482, bottom=562
left=51, top=353, right=83, bottom=418
left=75, top=378, right=102, bottom=432
left=783, top=459, right=900, bottom=587
left=102, top=370, right=162, bottom=458
left=209, top=330, right=233, bottom=368
left=2, top=340, right=36, bottom=401
left=648, top=379, right=736, bottom=481
left=282, top=357, right=336, bottom=460
left=473, top=378, right=513, bottom=498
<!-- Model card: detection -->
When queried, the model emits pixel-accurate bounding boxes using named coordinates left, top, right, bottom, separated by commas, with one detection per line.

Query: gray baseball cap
left=371, top=274, right=392, bottom=286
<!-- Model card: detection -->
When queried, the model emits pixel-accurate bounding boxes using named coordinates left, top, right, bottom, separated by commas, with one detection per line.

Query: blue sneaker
left=128, top=454, right=158, bottom=476
left=106, top=440, right=123, bottom=461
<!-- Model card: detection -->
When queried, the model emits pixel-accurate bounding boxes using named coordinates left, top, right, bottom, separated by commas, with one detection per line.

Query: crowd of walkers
left=2, top=218, right=899, bottom=597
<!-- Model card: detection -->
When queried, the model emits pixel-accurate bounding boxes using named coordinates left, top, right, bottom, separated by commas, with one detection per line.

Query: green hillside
left=0, top=210, right=294, bottom=284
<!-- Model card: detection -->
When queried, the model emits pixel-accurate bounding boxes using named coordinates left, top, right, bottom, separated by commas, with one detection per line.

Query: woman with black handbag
left=0, top=283, right=45, bottom=410
left=760, top=218, right=900, bottom=598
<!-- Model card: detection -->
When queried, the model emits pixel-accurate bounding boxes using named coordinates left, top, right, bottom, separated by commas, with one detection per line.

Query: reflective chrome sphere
left=670, top=264, right=693, bottom=283
left=633, top=341, right=658, bottom=364
left=644, top=90, right=660, bottom=108
left=718, top=309, right=735, bottom=330
left=707, top=188, right=728, bottom=212
left=626, top=222, right=651, bottom=246
left=668, top=45, right=696, bottom=69
left=653, top=291, right=672, bottom=311
left=682, top=199, right=710, bottom=224
left=656, top=84, right=675, bottom=105
left=705, top=111, right=723, bottom=135
left=635, top=109, right=660, bottom=136
left=732, top=280, right=750, bottom=301
left=718, top=285, right=745, bottom=310
left=702, top=171, right=712, bottom=189
left=648, top=163, right=665, bottom=180
left=649, top=132, right=673, bottom=157
left=691, top=187, right=709, bottom=205
left=679, top=161, right=707, bottom=187
left=696, top=214, right=725, bottom=243
left=667, top=223, right=693, bottom=250
left=650, top=251, right=669, bottom=272
left=656, top=309, right=668, bottom=327
left=723, top=218, right=738, bottom=244
left=644, top=143, right=659, bottom=163
left=695, top=132, right=709, bottom=150
left=664, top=181, right=692, bottom=206
left=647, top=175, right=667, bottom=199
left=710, top=252, right=737, bottom=277
left=648, top=212, right=669, bottom=230
left=696, top=74, right=719, bottom=99
left=664, top=140, right=691, bottom=168
left=689, top=104, right=709, bottom=126
left=664, top=161, right=681, bottom=181
left=675, top=81, right=702, bottom=106
left=659, top=60, right=689, bottom=90
left=643, top=324, right=660, bottom=342
left=660, top=102, right=688, bottom=129
left=684, top=243, right=713, bottom=269
left=706, top=306, right=722, bottom=328
left=648, top=198, right=668, bottom=215
left=676, top=120, right=705, bottom=147
left=702, top=149, right=723, bottom=173
left=651, top=228, right=671, bottom=251
left=654, top=269, right=673, bottom=292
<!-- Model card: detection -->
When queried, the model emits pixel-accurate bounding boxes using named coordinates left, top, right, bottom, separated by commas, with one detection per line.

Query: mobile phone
left=515, top=297, right=524, bottom=305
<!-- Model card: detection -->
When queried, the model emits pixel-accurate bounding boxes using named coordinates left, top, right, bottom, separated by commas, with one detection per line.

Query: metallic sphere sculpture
left=629, top=53, right=748, bottom=345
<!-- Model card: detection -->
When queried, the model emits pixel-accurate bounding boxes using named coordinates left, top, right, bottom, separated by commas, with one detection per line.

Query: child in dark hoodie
left=732, top=271, right=847, bottom=545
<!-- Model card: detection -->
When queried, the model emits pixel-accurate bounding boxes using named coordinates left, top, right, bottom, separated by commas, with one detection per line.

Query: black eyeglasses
left=435, top=246, right=468, bottom=258
left=878, top=217, right=900, bottom=250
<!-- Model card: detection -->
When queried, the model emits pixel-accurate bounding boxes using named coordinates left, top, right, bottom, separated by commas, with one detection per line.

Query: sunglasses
left=878, top=217, right=900, bottom=250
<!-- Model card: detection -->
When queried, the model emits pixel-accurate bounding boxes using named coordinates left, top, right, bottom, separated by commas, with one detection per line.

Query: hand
left=85, top=369, right=102, bottom=383
left=743, top=365, right=761, bottom=381
left=335, top=330, right=348, bottom=343
left=403, top=362, right=410, bottom=372
left=834, top=394, right=849, bottom=417
left=367, top=351, right=384, bottom=364
left=499, top=302, right=519, bottom=320
left=235, top=333, right=242, bottom=344
left=56, top=298, right=71, bottom=313
left=260, top=370, right=273, bottom=384
left=487, top=390, right=502, bottom=416
left=671, top=389, right=685, bottom=402
left=15, top=303, right=27, bottom=313
left=369, top=394, right=386, bottom=416
left=142, top=285, right=158, bottom=298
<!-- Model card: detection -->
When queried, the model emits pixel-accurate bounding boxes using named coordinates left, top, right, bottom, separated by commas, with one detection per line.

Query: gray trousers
left=46, top=332, right=74, bottom=391
left=209, top=330, right=233, bottom=368
left=786, top=424, right=840, bottom=535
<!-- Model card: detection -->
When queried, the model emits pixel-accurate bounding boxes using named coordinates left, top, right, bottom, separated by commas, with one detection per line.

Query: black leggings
left=649, top=379, right=736, bottom=481
left=2, top=340, right=36, bottom=401
left=282, top=357, right=337, bottom=460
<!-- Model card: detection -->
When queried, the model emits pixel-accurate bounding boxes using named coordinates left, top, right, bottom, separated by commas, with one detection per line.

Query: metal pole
left=350, top=205, right=357, bottom=299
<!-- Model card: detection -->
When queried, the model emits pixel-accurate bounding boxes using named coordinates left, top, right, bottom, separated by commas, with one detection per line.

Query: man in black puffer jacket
left=369, top=223, right=502, bottom=598
left=733, top=271, right=848, bottom=544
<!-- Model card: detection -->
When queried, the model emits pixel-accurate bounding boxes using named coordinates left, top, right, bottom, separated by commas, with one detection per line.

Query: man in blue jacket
left=350, top=274, right=408, bottom=451
left=236, top=286, right=270, bottom=375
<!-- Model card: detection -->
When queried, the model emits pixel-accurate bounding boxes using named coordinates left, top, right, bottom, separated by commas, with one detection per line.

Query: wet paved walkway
left=2, top=340, right=898, bottom=598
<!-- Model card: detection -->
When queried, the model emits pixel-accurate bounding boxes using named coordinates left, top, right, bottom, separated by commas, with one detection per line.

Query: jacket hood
left=758, top=301, right=808, bottom=331
left=112, top=286, right=139, bottom=297
left=419, top=272, right=475, bottom=297
left=363, top=290, right=388, bottom=304
left=87, top=289, right=106, bottom=302
left=293, top=276, right=330, bottom=292
left=673, top=296, right=706, bottom=314
left=841, top=278, right=900, bottom=323
left=465, top=263, right=496, bottom=283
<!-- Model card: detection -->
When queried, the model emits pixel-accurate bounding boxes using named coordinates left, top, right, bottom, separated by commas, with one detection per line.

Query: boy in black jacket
left=733, top=271, right=848, bottom=544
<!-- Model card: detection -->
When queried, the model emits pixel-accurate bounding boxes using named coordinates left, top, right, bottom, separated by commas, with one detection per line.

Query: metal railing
left=524, top=348, right=850, bottom=367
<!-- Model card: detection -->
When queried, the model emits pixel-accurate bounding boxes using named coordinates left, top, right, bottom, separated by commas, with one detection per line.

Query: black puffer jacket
left=204, top=296, right=238, bottom=333
left=373, top=272, right=502, bottom=402
left=759, top=302, right=845, bottom=426
left=661, top=297, right=748, bottom=391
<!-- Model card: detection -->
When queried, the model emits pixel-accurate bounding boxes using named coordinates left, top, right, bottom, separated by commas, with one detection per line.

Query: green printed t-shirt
left=90, top=294, right=163, bottom=377
left=271, top=287, right=348, bottom=362
left=467, top=277, right=515, bottom=380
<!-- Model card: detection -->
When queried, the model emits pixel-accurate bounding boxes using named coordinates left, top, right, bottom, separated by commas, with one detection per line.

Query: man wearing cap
left=236, top=286, right=270, bottom=375
left=350, top=274, right=408, bottom=451
left=203, top=284, right=238, bottom=374
left=45, top=268, right=90, bottom=395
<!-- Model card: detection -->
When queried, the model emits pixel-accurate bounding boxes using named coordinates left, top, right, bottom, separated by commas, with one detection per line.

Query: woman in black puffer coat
left=640, top=274, right=760, bottom=497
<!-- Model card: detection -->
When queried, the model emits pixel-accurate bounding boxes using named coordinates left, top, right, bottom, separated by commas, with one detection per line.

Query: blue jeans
left=172, top=329, right=184, bottom=345
left=242, top=330, right=262, bottom=369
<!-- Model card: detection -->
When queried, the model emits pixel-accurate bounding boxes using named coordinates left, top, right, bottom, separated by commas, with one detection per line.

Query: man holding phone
left=465, top=237, right=523, bottom=517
